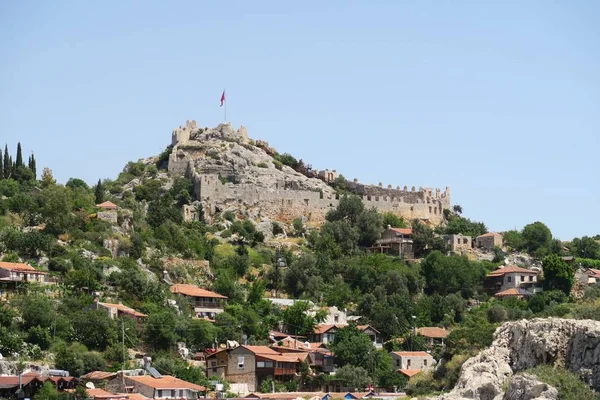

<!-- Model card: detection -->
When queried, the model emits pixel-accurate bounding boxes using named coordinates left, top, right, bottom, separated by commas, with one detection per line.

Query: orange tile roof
left=357, top=324, right=380, bottom=334
left=416, top=327, right=449, bottom=339
left=86, top=389, right=128, bottom=399
left=0, top=261, right=46, bottom=273
left=495, top=287, right=532, bottom=297
left=98, top=302, right=147, bottom=318
left=389, top=228, right=412, bottom=235
left=241, top=345, right=281, bottom=355
left=81, top=371, right=117, bottom=380
left=126, top=375, right=205, bottom=391
left=586, top=269, right=600, bottom=278
left=392, top=351, right=431, bottom=357
left=118, top=394, right=149, bottom=400
left=96, top=201, right=118, bottom=210
left=170, top=284, right=227, bottom=299
left=398, top=369, right=422, bottom=377
left=313, top=324, right=346, bottom=334
left=487, top=265, right=537, bottom=277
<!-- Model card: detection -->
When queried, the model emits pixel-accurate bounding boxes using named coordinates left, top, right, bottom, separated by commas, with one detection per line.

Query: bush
left=223, top=211, right=235, bottom=222
left=272, top=222, right=284, bottom=236
left=525, top=365, right=599, bottom=400
left=273, top=160, right=283, bottom=170
left=256, top=162, right=268, bottom=168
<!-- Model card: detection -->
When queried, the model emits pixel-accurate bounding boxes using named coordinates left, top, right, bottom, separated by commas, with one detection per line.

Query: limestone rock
left=503, top=374, right=557, bottom=400
left=428, top=318, right=600, bottom=400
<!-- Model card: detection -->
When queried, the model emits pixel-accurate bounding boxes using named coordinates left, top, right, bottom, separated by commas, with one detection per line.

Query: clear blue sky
left=1, top=1, right=598, bottom=240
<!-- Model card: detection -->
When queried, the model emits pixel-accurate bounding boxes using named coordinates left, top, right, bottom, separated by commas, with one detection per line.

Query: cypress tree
left=15, top=142, right=23, bottom=168
left=95, top=179, right=104, bottom=204
left=3, top=145, right=10, bottom=178
left=0, top=147, right=3, bottom=179
left=28, top=154, right=37, bottom=179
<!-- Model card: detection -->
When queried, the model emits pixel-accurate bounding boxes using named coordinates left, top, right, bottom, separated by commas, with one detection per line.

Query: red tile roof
left=586, top=269, right=600, bottom=278
left=0, top=262, right=47, bottom=273
left=126, top=375, right=205, bottom=391
left=81, top=371, right=117, bottom=380
left=357, top=324, right=380, bottom=334
left=170, top=284, right=227, bottom=299
left=487, top=265, right=537, bottom=277
left=398, top=369, right=422, bottom=377
left=313, top=324, right=346, bottom=334
left=495, top=287, right=532, bottom=297
left=96, top=201, right=118, bottom=210
left=392, top=351, right=432, bottom=357
left=416, top=327, right=449, bottom=339
left=86, top=389, right=128, bottom=400
left=389, top=228, right=412, bottom=235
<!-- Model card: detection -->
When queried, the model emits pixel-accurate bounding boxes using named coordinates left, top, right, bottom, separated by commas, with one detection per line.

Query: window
left=334, top=315, right=339, bottom=323
left=171, top=390, right=176, bottom=398
left=424, top=359, right=427, bottom=366
left=395, top=359, right=400, bottom=367
left=407, top=359, right=411, bottom=367
left=257, top=361, right=265, bottom=368
left=529, top=276, right=533, bottom=282
left=507, top=276, right=512, bottom=283
left=157, top=390, right=163, bottom=398
left=238, top=356, right=245, bottom=369
left=521, top=275, right=525, bottom=282
left=211, top=361, right=217, bottom=367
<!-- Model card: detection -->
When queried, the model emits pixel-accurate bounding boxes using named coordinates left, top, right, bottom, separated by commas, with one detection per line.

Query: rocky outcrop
left=429, top=318, right=600, bottom=400
left=503, top=374, right=557, bottom=400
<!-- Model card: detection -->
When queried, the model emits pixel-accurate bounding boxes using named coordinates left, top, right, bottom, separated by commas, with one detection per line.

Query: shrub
left=223, top=211, right=235, bottom=222
left=272, top=222, right=284, bottom=236
left=525, top=365, right=599, bottom=400
left=257, top=162, right=268, bottom=168
left=273, top=160, right=283, bottom=170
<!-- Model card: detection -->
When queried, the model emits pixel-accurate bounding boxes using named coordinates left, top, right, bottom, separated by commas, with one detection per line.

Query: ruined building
left=167, top=120, right=451, bottom=225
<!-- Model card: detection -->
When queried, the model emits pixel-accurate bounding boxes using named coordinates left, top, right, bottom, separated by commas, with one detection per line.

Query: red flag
left=220, top=90, right=225, bottom=107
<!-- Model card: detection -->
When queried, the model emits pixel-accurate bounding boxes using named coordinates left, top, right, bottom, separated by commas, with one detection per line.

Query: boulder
left=503, top=374, right=557, bottom=400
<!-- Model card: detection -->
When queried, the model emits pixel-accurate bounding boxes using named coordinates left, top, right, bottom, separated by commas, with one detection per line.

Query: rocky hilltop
left=428, top=318, right=600, bottom=400
left=166, top=120, right=451, bottom=225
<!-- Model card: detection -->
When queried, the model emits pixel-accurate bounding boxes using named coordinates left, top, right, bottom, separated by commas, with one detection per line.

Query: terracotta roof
left=81, top=371, right=118, bottom=380
left=269, top=330, right=306, bottom=339
left=170, top=284, right=227, bottom=299
left=416, top=327, right=449, bottom=339
left=477, top=232, right=501, bottom=238
left=487, top=265, right=537, bottom=277
left=392, top=351, right=432, bottom=357
left=241, top=345, right=281, bottom=355
left=313, top=324, right=346, bottom=334
left=126, top=375, right=205, bottom=391
left=586, top=269, right=600, bottom=278
left=495, top=287, right=533, bottom=297
left=96, top=201, right=118, bottom=210
left=398, top=369, right=422, bottom=377
left=98, top=302, right=147, bottom=318
left=118, top=393, right=149, bottom=400
left=0, top=375, right=39, bottom=388
left=86, top=389, right=127, bottom=399
left=389, top=228, right=412, bottom=235
left=0, top=261, right=46, bottom=273
left=357, top=324, right=380, bottom=334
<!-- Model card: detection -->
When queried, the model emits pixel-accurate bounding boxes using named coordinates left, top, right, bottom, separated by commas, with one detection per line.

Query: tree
left=542, top=254, right=574, bottom=295
left=412, top=220, right=449, bottom=258
left=41, top=167, right=56, bottom=187
left=4, top=144, right=11, bottom=178
left=0, top=147, right=3, bottom=178
left=421, top=251, right=486, bottom=297
left=66, top=178, right=89, bottom=191
left=28, top=153, right=37, bottom=179
left=503, top=230, right=524, bottom=251
left=15, top=295, right=54, bottom=330
left=335, top=365, right=371, bottom=391
left=282, top=301, right=326, bottom=336
left=522, top=222, right=552, bottom=257
left=331, top=325, right=377, bottom=369
left=15, top=142, right=23, bottom=168
left=570, top=236, right=600, bottom=259
left=452, top=205, right=463, bottom=214
left=71, top=309, right=119, bottom=351
left=382, top=212, right=407, bottom=229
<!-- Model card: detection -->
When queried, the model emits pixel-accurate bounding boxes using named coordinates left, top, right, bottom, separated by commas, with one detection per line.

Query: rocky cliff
left=429, top=318, right=600, bottom=400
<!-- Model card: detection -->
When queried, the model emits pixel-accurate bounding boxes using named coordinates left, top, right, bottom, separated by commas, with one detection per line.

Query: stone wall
left=227, top=347, right=257, bottom=392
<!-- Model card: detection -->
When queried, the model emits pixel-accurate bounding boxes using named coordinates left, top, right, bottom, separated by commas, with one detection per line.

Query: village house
left=92, top=301, right=147, bottom=321
left=0, top=261, right=53, bottom=287
left=585, top=269, right=600, bottom=285
left=221, top=345, right=303, bottom=393
left=416, top=327, right=449, bottom=348
left=368, top=227, right=414, bottom=259
left=111, top=374, right=205, bottom=399
left=442, top=234, right=472, bottom=254
left=205, top=349, right=229, bottom=378
left=475, top=232, right=503, bottom=251
left=389, top=351, right=435, bottom=378
left=308, top=306, right=360, bottom=325
left=0, top=373, right=77, bottom=399
left=96, top=201, right=119, bottom=210
left=170, top=284, right=227, bottom=320
left=310, top=325, right=382, bottom=348
left=485, top=265, right=540, bottom=299
left=270, top=337, right=335, bottom=374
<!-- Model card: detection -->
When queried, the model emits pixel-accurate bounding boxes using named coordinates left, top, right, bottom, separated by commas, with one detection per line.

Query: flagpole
left=224, top=89, right=227, bottom=122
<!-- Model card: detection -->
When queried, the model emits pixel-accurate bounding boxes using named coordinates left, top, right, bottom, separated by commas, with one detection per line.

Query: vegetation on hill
left=0, top=141, right=599, bottom=396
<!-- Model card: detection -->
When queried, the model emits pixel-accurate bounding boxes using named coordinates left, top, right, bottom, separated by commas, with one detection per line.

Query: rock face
left=503, top=374, right=557, bottom=400
left=429, top=318, right=600, bottom=400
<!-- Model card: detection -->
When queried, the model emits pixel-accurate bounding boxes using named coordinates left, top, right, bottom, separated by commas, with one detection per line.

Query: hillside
left=0, top=123, right=599, bottom=398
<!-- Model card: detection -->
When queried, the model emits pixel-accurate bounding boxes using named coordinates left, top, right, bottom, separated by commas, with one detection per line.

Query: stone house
left=170, top=284, right=227, bottom=320
left=416, top=327, right=449, bottom=347
left=93, top=301, right=147, bottom=321
left=442, top=234, right=472, bottom=254
left=224, top=346, right=302, bottom=393
left=390, top=351, right=435, bottom=378
left=475, top=232, right=503, bottom=251
left=96, top=201, right=119, bottom=224
left=115, top=375, right=205, bottom=399
left=0, top=262, right=53, bottom=286
left=369, top=228, right=414, bottom=259
left=270, top=337, right=335, bottom=374
left=205, top=349, right=229, bottom=378
left=485, top=265, right=540, bottom=299
left=308, top=306, right=359, bottom=325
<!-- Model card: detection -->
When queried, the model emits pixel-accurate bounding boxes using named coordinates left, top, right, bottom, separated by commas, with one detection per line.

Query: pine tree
left=15, top=142, right=23, bottom=168
left=28, top=153, right=37, bottom=179
left=3, top=145, right=9, bottom=178
left=95, top=179, right=104, bottom=204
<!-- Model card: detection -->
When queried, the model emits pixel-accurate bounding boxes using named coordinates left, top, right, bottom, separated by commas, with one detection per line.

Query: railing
left=191, top=300, right=226, bottom=309
left=274, top=367, right=296, bottom=376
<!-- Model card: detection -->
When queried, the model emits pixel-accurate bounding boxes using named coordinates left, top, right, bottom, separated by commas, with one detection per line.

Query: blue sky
left=1, top=1, right=598, bottom=240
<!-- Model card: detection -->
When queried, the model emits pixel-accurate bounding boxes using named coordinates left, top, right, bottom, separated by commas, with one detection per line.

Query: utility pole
left=122, top=320, right=126, bottom=387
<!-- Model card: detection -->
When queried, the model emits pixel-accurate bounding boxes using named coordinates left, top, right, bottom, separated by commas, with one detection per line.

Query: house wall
left=122, top=378, right=155, bottom=399
left=443, top=234, right=472, bottom=253
left=501, top=272, right=537, bottom=290
left=206, top=352, right=229, bottom=378
left=226, top=347, right=257, bottom=392
left=476, top=234, right=503, bottom=251
left=389, top=353, right=434, bottom=371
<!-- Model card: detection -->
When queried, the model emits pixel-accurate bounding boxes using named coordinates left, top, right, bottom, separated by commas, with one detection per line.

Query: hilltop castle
left=167, top=120, right=450, bottom=225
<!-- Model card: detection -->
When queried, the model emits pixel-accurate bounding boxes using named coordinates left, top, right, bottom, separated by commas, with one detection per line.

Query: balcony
left=274, top=367, right=296, bottom=376
left=190, top=299, right=226, bottom=309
